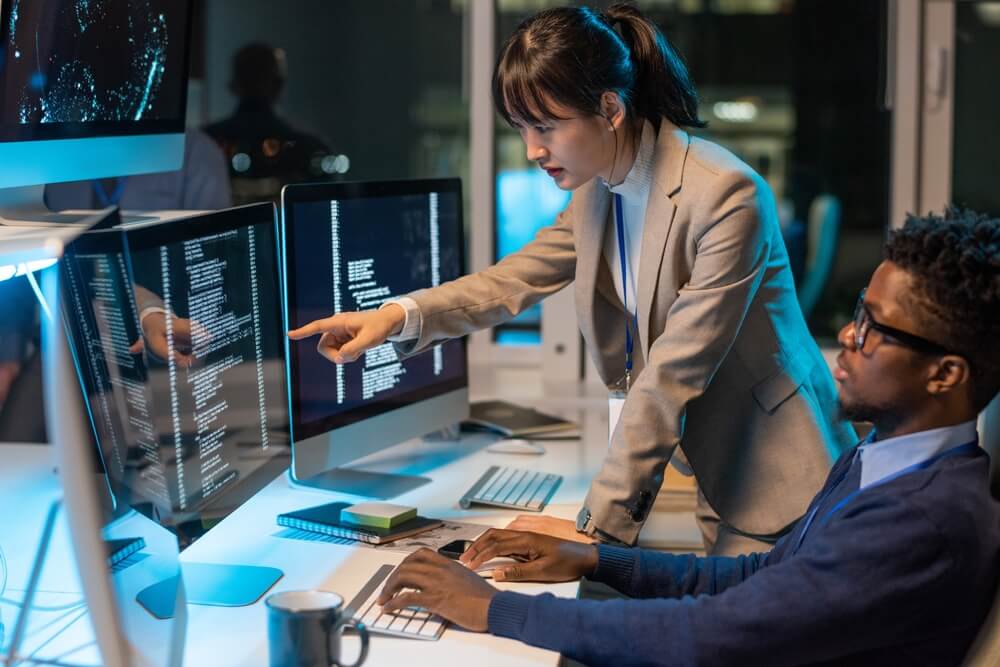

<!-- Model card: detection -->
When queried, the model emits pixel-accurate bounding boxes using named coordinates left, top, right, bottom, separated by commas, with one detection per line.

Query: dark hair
left=231, top=43, right=285, bottom=102
left=884, top=207, right=1000, bottom=412
left=492, top=3, right=705, bottom=132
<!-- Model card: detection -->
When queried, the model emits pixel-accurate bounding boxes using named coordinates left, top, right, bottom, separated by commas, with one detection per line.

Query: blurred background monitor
left=0, top=0, right=192, bottom=220
left=59, top=203, right=288, bottom=620
left=281, top=178, right=468, bottom=499
left=493, top=168, right=571, bottom=345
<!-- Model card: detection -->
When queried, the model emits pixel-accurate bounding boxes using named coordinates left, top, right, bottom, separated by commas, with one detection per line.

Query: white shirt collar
left=602, top=120, right=656, bottom=204
left=858, top=420, right=979, bottom=488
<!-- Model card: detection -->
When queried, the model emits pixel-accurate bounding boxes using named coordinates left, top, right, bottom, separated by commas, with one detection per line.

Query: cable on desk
left=22, top=605, right=91, bottom=666
left=22, top=603, right=89, bottom=642
left=0, top=596, right=88, bottom=612
left=1, top=543, right=7, bottom=601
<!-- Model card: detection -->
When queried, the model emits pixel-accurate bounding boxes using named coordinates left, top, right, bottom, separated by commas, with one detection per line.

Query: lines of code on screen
left=289, top=191, right=465, bottom=432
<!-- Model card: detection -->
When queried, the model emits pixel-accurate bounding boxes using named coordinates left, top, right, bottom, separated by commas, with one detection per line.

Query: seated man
left=378, top=208, right=1000, bottom=666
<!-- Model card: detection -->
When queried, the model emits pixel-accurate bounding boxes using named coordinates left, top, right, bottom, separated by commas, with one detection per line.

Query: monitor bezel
left=60, top=217, right=134, bottom=495
left=121, top=201, right=277, bottom=250
left=280, top=178, right=469, bottom=446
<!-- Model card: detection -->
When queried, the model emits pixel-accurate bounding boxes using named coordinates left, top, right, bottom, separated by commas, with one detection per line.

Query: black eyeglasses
left=852, top=289, right=952, bottom=356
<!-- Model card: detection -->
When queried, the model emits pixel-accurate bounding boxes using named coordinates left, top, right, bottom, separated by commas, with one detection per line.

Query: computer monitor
left=0, top=0, right=192, bottom=219
left=281, top=178, right=469, bottom=498
left=58, top=203, right=289, bottom=618
left=15, top=209, right=184, bottom=667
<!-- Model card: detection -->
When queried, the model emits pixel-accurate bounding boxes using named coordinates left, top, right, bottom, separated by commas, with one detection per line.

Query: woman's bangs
left=499, top=65, right=560, bottom=127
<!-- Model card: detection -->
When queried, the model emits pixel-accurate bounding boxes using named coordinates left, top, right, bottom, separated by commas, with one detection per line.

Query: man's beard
left=837, top=397, right=905, bottom=438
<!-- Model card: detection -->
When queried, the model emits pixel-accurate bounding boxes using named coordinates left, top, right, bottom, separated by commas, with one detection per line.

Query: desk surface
left=0, top=365, right=702, bottom=666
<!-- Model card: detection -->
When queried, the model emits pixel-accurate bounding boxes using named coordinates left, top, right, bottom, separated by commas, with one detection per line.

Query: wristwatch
left=575, top=507, right=592, bottom=534
left=575, top=506, right=632, bottom=546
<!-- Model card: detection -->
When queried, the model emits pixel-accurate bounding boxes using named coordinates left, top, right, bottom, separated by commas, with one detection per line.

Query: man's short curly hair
left=884, top=207, right=1000, bottom=412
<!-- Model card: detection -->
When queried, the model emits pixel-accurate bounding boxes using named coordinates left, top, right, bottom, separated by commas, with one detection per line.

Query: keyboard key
left=527, top=475, right=558, bottom=510
left=498, top=468, right=529, bottom=503
left=419, top=618, right=444, bottom=638
left=484, top=467, right=516, bottom=501
left=388, top=612, right=411, bottom=632
left=516, top=472, right=547, bottom=506
left=505, top=469, right=535, bottom=504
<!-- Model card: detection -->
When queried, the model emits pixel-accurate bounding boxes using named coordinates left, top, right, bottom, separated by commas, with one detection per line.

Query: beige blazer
left=399, top=119, right=857, bottom=544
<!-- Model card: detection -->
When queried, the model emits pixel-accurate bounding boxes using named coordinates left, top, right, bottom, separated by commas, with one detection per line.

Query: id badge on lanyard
left=608, top=193, right=638, bottom=448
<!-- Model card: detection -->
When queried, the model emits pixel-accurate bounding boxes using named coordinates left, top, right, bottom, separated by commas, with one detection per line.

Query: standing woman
left=289, top=3, right=856, bottom=555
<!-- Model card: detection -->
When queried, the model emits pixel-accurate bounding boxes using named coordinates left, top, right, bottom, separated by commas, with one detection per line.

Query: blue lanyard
left=614, top=193, right=640, bottom=387
left=791, top=439, right=980, bottom=554
left=92, top=178, right=128, bottom=207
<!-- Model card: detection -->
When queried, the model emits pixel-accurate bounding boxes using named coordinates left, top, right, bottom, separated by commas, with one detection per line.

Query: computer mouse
left=485, top=438, right=546, bottom=455
left=473, top=556, right=521, bottom=579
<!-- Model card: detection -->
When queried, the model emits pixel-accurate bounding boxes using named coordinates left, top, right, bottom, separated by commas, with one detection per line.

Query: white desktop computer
left=58, top=204, right=292, bottom=622
left=0, top=1, right=191, bottom=223
left=0, top=2, right=194, bottom=666
left=281, top=178, right=469, bottom=499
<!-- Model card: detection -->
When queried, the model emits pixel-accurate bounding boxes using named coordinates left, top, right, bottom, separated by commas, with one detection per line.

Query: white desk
left=1, top=366, right=702, bottom=666
left=0, top=444, right=103, bottom=665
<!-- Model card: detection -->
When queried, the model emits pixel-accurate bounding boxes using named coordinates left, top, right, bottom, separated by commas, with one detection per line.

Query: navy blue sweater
left=488, top=447, right=1000, bottom=666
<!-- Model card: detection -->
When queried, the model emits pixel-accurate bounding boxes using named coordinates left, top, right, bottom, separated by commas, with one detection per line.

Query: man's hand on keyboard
left=377, top=548, right=496, bottom=632
left=460, top=529, right=599, bottom=583
left=505, top=515, right=593, bottom=543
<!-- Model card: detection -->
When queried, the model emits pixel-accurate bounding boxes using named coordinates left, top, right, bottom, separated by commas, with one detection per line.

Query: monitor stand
left=0, top=185, right=92, bottom=225
left=290, top=467, right=431, bottom=500
left=136, top=563, right=284, bottom=620
left=0, top=185, right=155, bottom=225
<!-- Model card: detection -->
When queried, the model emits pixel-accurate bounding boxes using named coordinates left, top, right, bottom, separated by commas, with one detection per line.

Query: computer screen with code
left=283, top=179, right=466, bottom=443
left=61, top=204, right=290, bottom=546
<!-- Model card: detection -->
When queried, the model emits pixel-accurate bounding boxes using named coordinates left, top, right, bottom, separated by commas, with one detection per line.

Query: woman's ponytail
left=494, top=3, right=705, bottom=131
left=603, top=3, right=706, bottom=129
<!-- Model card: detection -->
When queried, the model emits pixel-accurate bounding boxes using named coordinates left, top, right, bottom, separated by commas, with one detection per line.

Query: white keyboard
left=346, top=564, right=447, bottom=641
left=459, top=465, right=562, bottom=511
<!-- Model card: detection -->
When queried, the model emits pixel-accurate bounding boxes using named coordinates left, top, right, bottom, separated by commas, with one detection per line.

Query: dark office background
left=191, top=0, right=890, bottom=342
left=953, top=2, right=1000, bottom=217
left=192, top=0, right=467, bottom=182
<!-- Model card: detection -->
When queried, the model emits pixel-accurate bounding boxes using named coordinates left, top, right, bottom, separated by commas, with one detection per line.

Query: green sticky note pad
left=340, top=502, right=418, bottom=529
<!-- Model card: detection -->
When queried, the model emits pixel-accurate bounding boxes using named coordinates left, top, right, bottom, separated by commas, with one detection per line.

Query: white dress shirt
left=858, top=420, right=979, bottom=489
left=601, top=120, right=656, bottom=317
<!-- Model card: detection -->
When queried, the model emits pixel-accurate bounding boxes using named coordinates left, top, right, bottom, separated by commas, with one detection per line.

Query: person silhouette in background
left=204, top=42, right=335, bottom=204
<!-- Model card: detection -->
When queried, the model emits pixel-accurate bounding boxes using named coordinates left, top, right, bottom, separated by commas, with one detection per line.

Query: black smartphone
left=437, top=539, right=474, bottom=560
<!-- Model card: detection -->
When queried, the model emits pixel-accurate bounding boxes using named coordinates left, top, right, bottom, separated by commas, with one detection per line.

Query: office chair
left=965, top=582, right=1000, bottom=666
left=962, top=395, right=1000, bottom=665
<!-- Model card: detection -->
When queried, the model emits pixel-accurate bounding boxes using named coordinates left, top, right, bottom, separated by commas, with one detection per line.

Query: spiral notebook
left=276, top=502, right=442, bottom=545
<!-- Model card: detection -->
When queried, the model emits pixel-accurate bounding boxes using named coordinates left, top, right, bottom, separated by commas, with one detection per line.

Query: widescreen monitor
left=59, top=203, right=288, bottom=617
left=0, top=0, right=191, bottom=194
left=281, top=178, right=468, bottom=498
